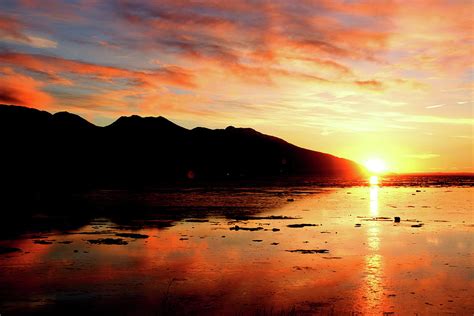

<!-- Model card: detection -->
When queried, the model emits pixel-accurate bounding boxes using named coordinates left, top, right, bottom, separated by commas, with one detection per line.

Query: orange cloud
left=0, top=68, right=53, bottom=107
left=0, top=14, right=29, bottom=42
left=355, top=80, right=384, bottom=90
left=0, top=52, right=195, bottom=89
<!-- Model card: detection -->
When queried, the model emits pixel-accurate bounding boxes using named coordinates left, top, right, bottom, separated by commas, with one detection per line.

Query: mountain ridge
left=0, top=104, right=364, bottom=189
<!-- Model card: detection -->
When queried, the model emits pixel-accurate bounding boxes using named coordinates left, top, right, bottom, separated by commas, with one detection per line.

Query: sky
left=0, top=0, right=472, bottom=173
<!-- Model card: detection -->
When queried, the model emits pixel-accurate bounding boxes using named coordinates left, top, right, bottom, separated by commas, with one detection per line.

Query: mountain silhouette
left=0, top=104, right=364, bottom=191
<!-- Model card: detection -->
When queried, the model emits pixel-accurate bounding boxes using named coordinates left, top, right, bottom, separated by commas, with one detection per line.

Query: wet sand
left=0, top=185, right=473, bottom=315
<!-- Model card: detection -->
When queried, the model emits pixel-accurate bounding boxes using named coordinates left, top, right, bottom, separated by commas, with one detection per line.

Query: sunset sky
left=0, top=0, right=472, bottom=173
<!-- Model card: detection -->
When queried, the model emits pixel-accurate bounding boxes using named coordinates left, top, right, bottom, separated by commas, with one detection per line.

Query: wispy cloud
left=425, top=104, right=444, bottom=109
left=404, top=153, right=440, bottom=160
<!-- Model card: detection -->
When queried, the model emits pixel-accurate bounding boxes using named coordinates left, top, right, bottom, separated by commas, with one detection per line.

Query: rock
left=394, top=217, right=401, bottom=223
left=271, top=242, right=279, bottom=245
left=361, top=217, right=392, bottom=222
left=252, top=240, right=263, bottom=242
left=0, top=247, right=21, bottom=254
left=272, top=228, right=280, bottom=232
left=286, top=249, right=329, bottom=254
left=184, top=219, right=209, bottom=223
left=232, top=215, right=299, bottom=220
left=58, top=241, right=73, bottom=244
left=355, top=224, right=361, bottom=227
left=87, top=238, right=128, bottom=245
left=229, top=225, right=263, bottom=231
left=115, top=233, right=149, bottom=239
left=287, top=198, right=295, bottom=202
left=33, top=240, right=53, bottom=245
left=411, top=224, right=423, bottom=228
left=287, top=223, right=318, bottom=228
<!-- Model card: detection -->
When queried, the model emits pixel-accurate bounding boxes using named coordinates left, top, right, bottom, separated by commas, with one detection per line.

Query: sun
left=365, top=158, right=387, bottom=174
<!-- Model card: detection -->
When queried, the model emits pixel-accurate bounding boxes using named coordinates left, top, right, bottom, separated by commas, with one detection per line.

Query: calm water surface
left=0, top=179, right=473, bottom=315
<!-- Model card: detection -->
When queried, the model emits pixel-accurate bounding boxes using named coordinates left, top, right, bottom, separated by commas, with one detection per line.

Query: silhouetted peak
left=0, top=104, right=50, bottom=117
left=224, top=126, right=260, bottom=136
left=0, top=104, right=51, bottom=128
left=52, top=112, right=97, bottom=129
left=107, top=115, right=187, bottom=132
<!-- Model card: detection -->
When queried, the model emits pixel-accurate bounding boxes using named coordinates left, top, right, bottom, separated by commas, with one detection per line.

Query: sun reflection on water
left=360, top=176, right=384, bottom=313
left=363, top=254, right=383, bottom=309
left=369, top=184, right=379, bottom=217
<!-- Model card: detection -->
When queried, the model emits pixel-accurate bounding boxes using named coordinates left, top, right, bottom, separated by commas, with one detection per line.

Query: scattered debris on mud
left=115, top=233, right=149, bottom=239
left=287, top=224, right=318, bottom=228
left=0, top=247, right=22, bottom=254
left=229, top=225, right=263, bottom=231
left=33, top=240, right=53, bottom=245
left=233, top=215, right=299, bottom=220
left=286, top=249, right=329, bottom=254
left=87, top=238, right=128, bottom=245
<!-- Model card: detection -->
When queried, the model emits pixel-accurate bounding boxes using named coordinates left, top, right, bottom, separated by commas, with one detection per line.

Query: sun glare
left=369, top=175, right=379, bottom=185
left=365, top=159, right=387, bottom=174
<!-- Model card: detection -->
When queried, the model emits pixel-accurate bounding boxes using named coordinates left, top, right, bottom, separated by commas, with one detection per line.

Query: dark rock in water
left=34, top=240, right=53, bottom=245
left=58, top=241, right=73, bottom=244
left=30, top=235, right=48, bottom=239
left=287, top=223, right=318, bottom=228
left=87, top=238, right=128, bottom=245
left=179, top=237, right=188, bottom=240
left=355, top=223, right=361, bottom=227
left=184, top=219, right=209, bottom=223
left=232, top=215, right=299, bottom=220
left=74, top=231, right=114, bottom=235
left=287, top=198, right=295, bottom=202
left=272, top=228, right=281, bottom=232
left=286, top=249, right=329, bottom=254
left=0, top=247, right=21, bottom=254
left=229, top=225, right=263, bottom=231
left=115, top=233, right=149, bottom=239
left=252, top=240, right=263, bottom=242
left=416, top=190, right=421, bottom=192
left=411, top=224, right=423, bottom=228
left=394, top=217, right=401, bottom=223
left=271, top=242, right=279, bottom=245
left=73, top=250, right=79, bottom=253
left=361, top=217, right=392, bottom=222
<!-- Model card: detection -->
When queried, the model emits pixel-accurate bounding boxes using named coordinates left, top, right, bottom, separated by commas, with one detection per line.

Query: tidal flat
left=0, top=182, right=473, bottom=315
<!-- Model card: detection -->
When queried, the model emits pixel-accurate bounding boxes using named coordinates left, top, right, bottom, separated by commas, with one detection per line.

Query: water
left=0, top=176, right=473, bottom=315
